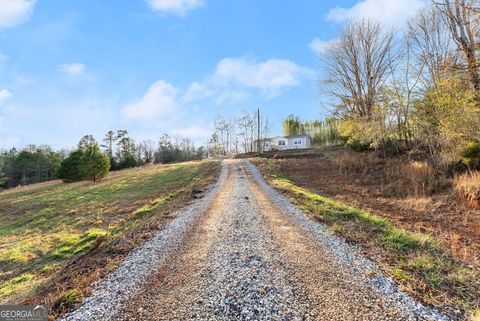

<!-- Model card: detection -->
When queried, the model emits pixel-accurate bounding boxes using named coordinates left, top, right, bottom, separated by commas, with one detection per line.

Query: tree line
left=318, top=0, right=480, bottom=168
left=208, top=111, right=342, bottom=154
left=0, top=145, right=63, bottom=188
left=207, top=110, right=272, bottom=155
left=282, top=115, right=341, bottom=146
left=0, top=131, right=206, bottom=189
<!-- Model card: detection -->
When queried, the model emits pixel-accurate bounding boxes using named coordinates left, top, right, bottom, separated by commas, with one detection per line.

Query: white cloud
left=185, top=57, right=313, bottom=103
left=327, top=0, right=426, bottom=26
left=0, top=0, right=36, bottom=28
left=214, top=89, right=249, bottom=105
left=0, top=89, right=12, bottom=105
left=184, top=81, right=214, bottom=102
left=58, top=63, right=85, bottom=75
left=122, top=80, right=180, bottom=121
left=146, top=0, right=204, bottom=16
left=214, top=57, right=312, bottom=95
left=309, top=38, right=338, bottom=56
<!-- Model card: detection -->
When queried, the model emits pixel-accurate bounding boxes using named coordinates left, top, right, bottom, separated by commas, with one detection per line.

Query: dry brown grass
left=336, top=152, right=445, bottom=197
left=335, top=151, right=383, bottom=174
left=395, top=196, right=434, bottom=212
left=386, top=161, right=440, bottom=197
left=253, top=156, right=480, bottom=318
left=454, top=171, right=480, bottom=209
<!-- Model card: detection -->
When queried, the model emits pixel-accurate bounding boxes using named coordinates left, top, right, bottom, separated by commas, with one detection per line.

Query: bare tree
left=322, top=20, right=395, bottom=119
left=236, top=111, right=256, bottom=153
left=407, top=5, right=456, bottom=89
left=435, top=0, right=480, bottom=91
left=214, top=116, right=233, bottom=155
left=136, top=140, right=155, bottom=164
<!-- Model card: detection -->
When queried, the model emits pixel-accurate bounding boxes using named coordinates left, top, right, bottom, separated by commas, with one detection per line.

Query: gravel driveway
left=62, top=160, right=450, bottom=321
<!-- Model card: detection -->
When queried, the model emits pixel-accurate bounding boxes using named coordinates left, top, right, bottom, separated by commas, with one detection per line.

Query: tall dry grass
left=454, top=171, right=480, bottom=208
left=335, top=152, right=383, bottom=174
left=383, top=160, right=437, bottom=196
left=335, top=151, right=445, bottom=197
left=398, top=161, right=437, bottom=196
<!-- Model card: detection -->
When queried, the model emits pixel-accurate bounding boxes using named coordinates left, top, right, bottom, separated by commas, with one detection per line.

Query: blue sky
left=0, top=0, right=426, bottom=149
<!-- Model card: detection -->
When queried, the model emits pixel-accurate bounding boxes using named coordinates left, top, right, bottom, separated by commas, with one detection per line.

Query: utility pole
left=257, top=108, right=261, bottom=155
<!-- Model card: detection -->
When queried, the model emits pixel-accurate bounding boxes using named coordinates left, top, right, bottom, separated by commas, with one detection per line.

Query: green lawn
left=0, top=161, right=220, bottom=305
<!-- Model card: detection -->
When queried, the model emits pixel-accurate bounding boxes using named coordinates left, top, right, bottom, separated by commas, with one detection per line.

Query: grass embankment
left=254, top=158, right=479, bottom=320
left=0, top=160, right=220, bottom=316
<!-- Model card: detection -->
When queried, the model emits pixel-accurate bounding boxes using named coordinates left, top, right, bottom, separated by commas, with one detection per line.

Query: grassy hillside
left=0, top=160, right=220, bottom=312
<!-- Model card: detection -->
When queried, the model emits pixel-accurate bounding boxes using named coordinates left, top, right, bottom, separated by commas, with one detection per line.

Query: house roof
left=254, top=135, right=310, bottom=143
left=285, top=135, right=311, bottom=139
left=253, top=136, right=282, bottom=142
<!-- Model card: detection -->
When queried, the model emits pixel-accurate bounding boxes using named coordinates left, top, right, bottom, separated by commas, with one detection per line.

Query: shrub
left=346, top=139, right=370, bottom=152
left=118, top=155, right=137, bottom=169
left=460, top=141, right=480, bottom=167
left=454, top=171, right=480, bottom=208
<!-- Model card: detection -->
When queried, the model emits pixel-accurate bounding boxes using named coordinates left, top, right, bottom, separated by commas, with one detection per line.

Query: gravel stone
left=59, top=160, right=451, bottom=321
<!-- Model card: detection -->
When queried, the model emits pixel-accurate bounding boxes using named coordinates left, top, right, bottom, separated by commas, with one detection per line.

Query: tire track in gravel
left=66, top=159, right=450, bottom=321
left=113, top=160, right=311, bottom=320
left=242, top=163, right=407, bottom=320
left=113, top=165, right=234, bottom=320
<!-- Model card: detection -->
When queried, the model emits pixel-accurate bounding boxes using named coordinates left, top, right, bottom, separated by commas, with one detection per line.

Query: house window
left=264, top=142, right=269, bottom=147
left=293, top=139, right=302, bottom=145
left=278, top=140, right=286, bottom=146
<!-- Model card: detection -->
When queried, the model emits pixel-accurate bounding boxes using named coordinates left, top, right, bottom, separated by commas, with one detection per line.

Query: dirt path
left=64, top=160, right=448, bottom=321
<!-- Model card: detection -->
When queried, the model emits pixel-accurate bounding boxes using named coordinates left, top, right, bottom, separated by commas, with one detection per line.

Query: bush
left=454, top=171, right=480, bottom=208
left=345, top=139, right=370, bottom=152
left=57, top=150, right=84, bottom=182
left=460, top=141, right=480, bottom=167
left=118, top=155, right=137, bottom=169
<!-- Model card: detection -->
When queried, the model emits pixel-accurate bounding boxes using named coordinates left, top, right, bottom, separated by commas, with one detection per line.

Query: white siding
left=256, top=135, right=310, bottom=152
left=287, top=136, right=310, bottom=149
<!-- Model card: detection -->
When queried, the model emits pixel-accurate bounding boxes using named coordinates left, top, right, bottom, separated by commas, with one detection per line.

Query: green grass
left=52, top=289, right=82, bottom=311
left=258, top=163, right=480, bottom=317
left=0, top=161, right=219, bottom=303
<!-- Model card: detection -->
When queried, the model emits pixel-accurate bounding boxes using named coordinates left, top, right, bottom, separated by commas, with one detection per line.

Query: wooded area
left=320, top=0, right=480, bottom=169
left=282, top=115, right=341, bottom=146
left=0, top=131, right=206, bottom=188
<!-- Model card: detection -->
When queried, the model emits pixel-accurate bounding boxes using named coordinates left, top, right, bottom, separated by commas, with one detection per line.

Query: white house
left=254, top=135, right=311, bottom=152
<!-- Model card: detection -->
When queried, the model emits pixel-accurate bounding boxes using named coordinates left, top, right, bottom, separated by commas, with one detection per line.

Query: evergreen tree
left=79, top=140, right=110, bottom=182
left=56, top=150, right=84, bottom=182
